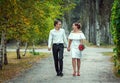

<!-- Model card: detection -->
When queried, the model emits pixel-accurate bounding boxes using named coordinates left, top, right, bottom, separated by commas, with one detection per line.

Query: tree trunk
left=0, top=46, right=3, bottom=70
left=16, top=41, right=21, bottom=59
left=2, top=31, right=8, bottom=65
left=0, top=31, right=4, bottom=69
left=63, top=0, right=114, bottom=45
left=95, top=0, right=100, bottom=46
left=84, top=17, right=89, bottom=41
left=89, top=0, right=96, bottom=44
left=22, top=42, right=28, bottom=56
left=32, top=41, right=35, bottom=54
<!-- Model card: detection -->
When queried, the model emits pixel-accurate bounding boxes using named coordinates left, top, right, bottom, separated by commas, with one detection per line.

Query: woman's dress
left=68, top=32, right=86, bottom=58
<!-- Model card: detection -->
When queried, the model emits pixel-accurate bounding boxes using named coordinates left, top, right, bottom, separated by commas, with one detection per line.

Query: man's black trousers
left=52, top=43, right=64, bottom=74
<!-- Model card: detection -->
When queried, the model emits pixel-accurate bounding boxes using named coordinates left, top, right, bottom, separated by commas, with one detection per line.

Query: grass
left=99, top=45, right=115, bottom=48
left=27, top=45, right=48, bottom=49
left=102, top=52, right=120, bottom=78
left=102, top=52, right=114, bottom=63
left=89, top=44, right=115, bottom=48
left=102, top=52, right=114, bottom=56
left=7, top=45, right=48, bottom=49
left=113, top=67, right=120, bottom=77
left=83, top=40, right=115, bottom=48
left=0, top=52, right=50, bottom=83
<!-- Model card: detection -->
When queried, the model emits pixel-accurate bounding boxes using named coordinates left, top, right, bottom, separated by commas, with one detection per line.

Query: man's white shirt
left=48, top=28, right=68, bottom=48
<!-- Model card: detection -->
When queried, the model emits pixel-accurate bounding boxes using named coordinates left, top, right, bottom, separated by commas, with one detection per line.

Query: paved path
left=5, top=47, right=120, bottom=83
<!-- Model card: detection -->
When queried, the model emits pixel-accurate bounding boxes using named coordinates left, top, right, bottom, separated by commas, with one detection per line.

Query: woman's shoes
left=77, top=73, right=80, bottom=76
left=72, top=72, right=80, bottom=76
left=77, top=71, right=80, bottom=76
left=72, top=73, right=76, bottom=76
left=72, top=71, right=76, bottom=76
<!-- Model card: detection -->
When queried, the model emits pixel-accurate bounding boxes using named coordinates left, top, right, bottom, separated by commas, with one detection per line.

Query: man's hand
left=67, top=47, right=70, bottom=51
left=48, top=48, right=51, bottom=51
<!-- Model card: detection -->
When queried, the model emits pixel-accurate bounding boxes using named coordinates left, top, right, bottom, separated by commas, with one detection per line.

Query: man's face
left=56, top=21, right=62, bottom=28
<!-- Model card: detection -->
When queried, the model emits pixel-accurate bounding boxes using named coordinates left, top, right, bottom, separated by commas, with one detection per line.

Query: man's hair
left=54, top=20, right=61, bottom=26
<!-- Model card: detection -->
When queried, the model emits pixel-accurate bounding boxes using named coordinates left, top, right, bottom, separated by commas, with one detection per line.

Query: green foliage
left=0, top=0, right=75, bottom=44
left=110, top=0, right=120, bottom=74
left=29, top=51, right=40, bottom=55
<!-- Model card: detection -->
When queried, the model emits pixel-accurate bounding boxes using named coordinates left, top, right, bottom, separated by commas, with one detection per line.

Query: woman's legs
left=77, top=59, right=81, bottom=76
left=72, top=58, right=76, bottom=76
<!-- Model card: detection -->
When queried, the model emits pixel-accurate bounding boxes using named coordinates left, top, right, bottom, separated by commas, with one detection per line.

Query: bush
left=111, top=0, right=120, bottom=74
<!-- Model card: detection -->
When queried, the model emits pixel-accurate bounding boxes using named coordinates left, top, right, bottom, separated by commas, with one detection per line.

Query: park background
left=0, top=0, right=120, bottom=83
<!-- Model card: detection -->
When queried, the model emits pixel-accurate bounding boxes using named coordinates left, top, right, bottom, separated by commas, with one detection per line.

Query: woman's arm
left=67, top=39, right=72, bottom=51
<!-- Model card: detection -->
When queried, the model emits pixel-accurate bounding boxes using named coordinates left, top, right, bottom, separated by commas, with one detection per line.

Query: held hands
left=67, top=47, right=70, bottom=51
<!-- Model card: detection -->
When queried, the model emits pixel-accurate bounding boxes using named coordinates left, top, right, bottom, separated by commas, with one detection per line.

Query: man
left=48, top=20, right=68, bottom=77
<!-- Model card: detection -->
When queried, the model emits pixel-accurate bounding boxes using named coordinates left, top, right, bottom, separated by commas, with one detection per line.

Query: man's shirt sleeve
left=48, top=30, right=52, bottom=48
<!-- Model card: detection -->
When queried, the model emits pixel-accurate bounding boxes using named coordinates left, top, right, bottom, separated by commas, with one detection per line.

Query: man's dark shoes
left=59, top=73, right=63, bottom=77
left=56, top=72, right=63, bottom=77
left=56, top=73, right=60, bottom=76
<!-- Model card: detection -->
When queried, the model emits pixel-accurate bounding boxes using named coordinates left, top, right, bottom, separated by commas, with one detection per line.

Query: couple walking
left=48, top=20, right=86, bottom=77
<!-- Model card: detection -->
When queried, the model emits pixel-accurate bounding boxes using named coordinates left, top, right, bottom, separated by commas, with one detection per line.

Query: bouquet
left=78, top=44, right=85, bottom=51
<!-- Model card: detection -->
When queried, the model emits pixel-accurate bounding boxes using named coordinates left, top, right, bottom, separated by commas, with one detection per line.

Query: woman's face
left=72, top=24, right=77, bottom=30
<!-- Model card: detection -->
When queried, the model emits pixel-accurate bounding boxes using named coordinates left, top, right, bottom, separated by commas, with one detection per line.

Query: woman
left=67, top=22, right=86, bottom=76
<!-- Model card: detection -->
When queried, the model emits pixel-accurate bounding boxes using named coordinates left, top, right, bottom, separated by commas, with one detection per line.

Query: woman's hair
left=54, top=20, right=61, bottom=26
left=74, top=22, right=81, bottom=29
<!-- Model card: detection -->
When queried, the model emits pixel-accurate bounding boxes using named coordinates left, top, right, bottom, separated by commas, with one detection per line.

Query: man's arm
left=63, top=30, right=68, bottom=48
left=48, top=31, right=52, bottom=51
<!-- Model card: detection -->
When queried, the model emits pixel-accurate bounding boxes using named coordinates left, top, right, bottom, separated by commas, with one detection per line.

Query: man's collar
left=54, top=28, right=61, bottom=31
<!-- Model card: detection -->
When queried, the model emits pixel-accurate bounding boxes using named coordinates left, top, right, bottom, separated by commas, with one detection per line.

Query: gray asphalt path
left=5, top=47, right=120, bottom=83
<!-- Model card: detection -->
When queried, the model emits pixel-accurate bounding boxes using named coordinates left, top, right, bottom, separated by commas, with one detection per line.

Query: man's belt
left=53, top=43, right=63, bottom=45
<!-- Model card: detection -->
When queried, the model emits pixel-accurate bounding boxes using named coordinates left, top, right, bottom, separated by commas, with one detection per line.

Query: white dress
left=68, top=32, right=86, bottom=58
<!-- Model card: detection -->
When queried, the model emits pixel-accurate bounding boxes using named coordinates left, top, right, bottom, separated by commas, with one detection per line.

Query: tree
left=0, top=0, right=75, bottom=60
left=111, top=0, right=120, bottom=73
left=64, top=0, right=113, bottom=45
